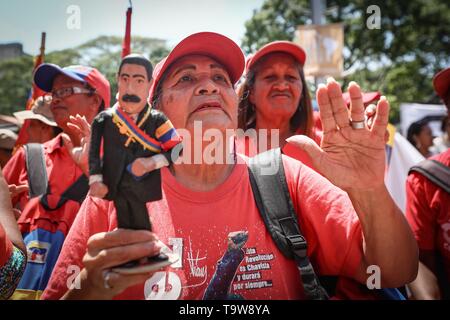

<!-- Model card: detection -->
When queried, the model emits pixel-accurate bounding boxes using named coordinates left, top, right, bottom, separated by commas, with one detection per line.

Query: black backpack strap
left=61, top=174, right=89, bottom=204
left=40, top=174, right=89, bottom=211
left=24, top=143, right=48, bottom=198
left=248, top=148, right=329, bottom=300
left=409, top=159, right=450, bottom=194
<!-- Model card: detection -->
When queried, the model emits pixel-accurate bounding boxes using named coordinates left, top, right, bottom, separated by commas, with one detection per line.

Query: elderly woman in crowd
left=237, top=41, right=318, bottom=167
left=42, top=32, right=417, bottom=300
left=237, top=41, right=382, bottom=170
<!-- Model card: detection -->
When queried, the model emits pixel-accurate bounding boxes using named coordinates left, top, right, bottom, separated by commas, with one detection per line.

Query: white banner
left=294, top=23, right=344, bottom=78
left=385, top=132, right=425, bottom=213
left=400, top=103, right=447, bottom=137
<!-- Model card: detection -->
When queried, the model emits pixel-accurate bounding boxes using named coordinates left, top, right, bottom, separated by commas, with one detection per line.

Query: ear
left=91, top=94, right=102, bottom=111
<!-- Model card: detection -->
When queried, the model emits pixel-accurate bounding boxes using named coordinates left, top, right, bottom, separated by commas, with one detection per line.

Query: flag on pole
left=14, top=32, right=46, bottom=149
left=121, top=2, right=132, bottom=58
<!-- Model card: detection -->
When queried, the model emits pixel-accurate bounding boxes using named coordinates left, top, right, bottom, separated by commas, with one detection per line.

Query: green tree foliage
left=0, top=55, right=34, bottom=115
left=0, top=35, right=168, bottom=114
left=242, top=0, right=450, bottom=123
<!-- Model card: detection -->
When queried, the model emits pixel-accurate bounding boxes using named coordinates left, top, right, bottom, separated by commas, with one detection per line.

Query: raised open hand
left=287, top=78, right=389, bottom=191
left=62, top=114, right=91, bottom=175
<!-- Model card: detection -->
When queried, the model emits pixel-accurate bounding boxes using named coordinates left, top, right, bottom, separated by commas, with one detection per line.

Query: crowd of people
left=0, top=31, right=448, bottom=300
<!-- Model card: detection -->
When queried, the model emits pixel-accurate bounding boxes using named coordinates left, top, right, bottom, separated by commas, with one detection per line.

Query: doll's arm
left=128, top=113, right=183, bottom=178
left=128, top=154, right=169, bottom=179
left=154, top=114, right=183, bottom=165
left=88, top=115, right=109, bottom=198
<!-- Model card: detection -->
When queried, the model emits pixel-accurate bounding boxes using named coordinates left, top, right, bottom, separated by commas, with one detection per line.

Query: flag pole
left=13, top=32, right=47, bottom=150
left=40, top=32, right=46, bottom=59
left=121, top=0, right=133, bottom=58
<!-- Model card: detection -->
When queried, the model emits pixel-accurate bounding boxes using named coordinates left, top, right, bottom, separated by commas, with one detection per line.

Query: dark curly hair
left=407, top=118, right=430, bottom=148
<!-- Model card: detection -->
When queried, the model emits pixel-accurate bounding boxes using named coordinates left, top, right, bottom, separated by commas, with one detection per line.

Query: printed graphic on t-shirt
left=26, top=240, right=50, bottom=264
left=233, top=246, right=275, bottom=292
left=143, top=230, right=276, bottom=300
left=203, top=230, right=248, bottom=299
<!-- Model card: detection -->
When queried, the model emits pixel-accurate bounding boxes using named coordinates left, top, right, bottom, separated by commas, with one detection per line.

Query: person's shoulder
left=84, top=195, right=112, bottom=211
left=281, top=153, right=312, bottom=179
left=430, top=148, right=450, bottom=166
left=407, top=150, right=450, bottom=191
left=41, top=135, right=63, bottom=155
left=150, top=108, right=169, bottom=121
left=282, top=152, right=348, bottom=198
left=246, top=150, right=308, bottom=179
left=95, top=108, right=113, bottom=121
left=43, top=135, right=61, bottom=146
left=409, top=148, right=450, bottom=186
left=2, top=145, right=27, bottom=180
left=77, top=195, right=114, bottom=228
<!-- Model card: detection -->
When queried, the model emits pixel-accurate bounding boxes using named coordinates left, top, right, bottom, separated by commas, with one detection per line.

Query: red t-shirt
left=406, top=148, right=450, bottom=285
left=3, top=135, right=86, bottom=211
left=42, top=154, right=363, bottom=300
left=282, top=123, right=322, bottom=169
left=235, top=129, right=322, bottom=170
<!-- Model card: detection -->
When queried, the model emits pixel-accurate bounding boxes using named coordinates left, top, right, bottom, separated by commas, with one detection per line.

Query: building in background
left=0, top=43, right=25, bottom=62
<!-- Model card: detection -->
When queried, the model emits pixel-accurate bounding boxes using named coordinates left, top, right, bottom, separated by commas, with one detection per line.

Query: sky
left=0, top=0, right=265, bottom=54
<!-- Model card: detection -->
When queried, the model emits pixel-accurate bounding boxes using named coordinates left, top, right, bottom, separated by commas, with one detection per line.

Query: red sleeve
left=282, top=142, right=314, bottom=169
left=2, top=148, right=28, bottom=207
left=0, top=223, right=13, bottom=267
left=282, top=156, right=363, bottom=278
left=41, top=196, right=112, bottom=300
left=405, top=172, right=437, bottom=251
left=282, top=132, right=321, bottom=170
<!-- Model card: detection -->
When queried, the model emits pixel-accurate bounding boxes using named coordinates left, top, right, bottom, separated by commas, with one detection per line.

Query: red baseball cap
left=34, top=63, right=111, bottom=107
left=433, top=67, right=450, bottom=100
left=149, top=32, right=244, bottom=102
left=245, top=41, right=306, bottom=75
left=342, top=91, right=381, bottom=106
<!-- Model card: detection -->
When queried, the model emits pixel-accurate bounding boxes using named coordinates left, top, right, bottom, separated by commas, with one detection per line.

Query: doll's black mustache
left=122, top=94, right=141, bottom=102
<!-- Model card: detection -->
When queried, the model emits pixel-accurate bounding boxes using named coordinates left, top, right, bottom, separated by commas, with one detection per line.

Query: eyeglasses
left=48, top=87, right=94, bottom=99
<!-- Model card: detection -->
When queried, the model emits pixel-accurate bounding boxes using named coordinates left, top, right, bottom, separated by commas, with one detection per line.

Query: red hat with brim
left=245, top=41, right=306, bottom=75
left=149, top=32, right=245, bottom=102
left=34, top=63, right=111, bottom=107
left=342, top=91, right=381, bottom=107
left=433, top=67, right=450, bottom=100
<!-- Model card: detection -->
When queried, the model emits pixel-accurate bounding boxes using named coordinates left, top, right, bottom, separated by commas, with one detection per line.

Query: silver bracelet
left=89, top=174, right=103, bottom=185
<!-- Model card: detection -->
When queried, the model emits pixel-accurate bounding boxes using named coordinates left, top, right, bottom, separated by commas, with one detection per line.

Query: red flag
left=121, top=6, right=132, bottom=58
left=25, top=55, right=46, bottom=110
left=14, top=33, right=46, bottom=149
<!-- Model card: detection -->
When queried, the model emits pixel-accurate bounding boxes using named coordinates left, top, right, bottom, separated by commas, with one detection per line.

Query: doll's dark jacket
left=89, top=104, right=181, bottom=202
